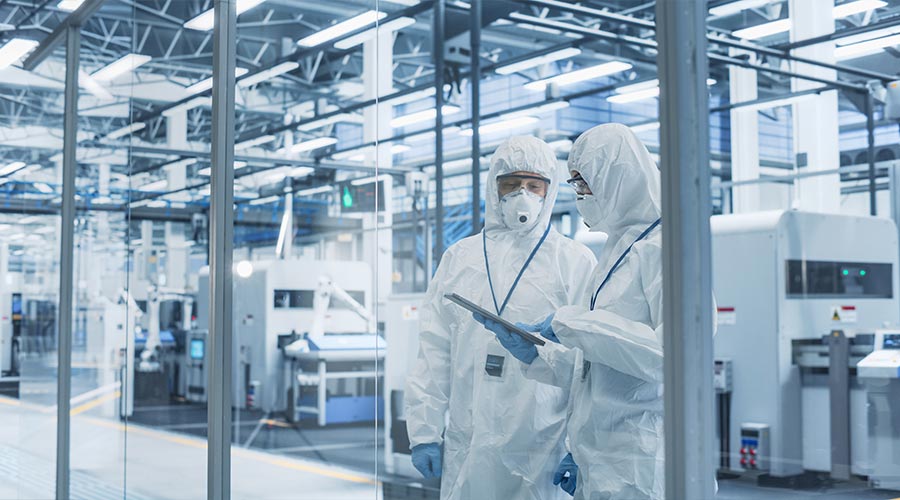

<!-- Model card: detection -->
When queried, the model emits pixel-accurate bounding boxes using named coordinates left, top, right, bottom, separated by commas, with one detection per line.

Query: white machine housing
left=859, top=329, right=900, bottom=489
left=200, top=259, right=374, bottom=413
left=712, top=210, right=899, bottom=477
left=383, top=293, right=426, bottom=476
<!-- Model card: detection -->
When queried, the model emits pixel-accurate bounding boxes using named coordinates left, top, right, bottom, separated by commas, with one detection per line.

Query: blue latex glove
left=553, top=453, right=578, bottom=496
left=411, top=443, right=442, bottom=478
left=516, top=314, right=559, bottom=343
left=473, top=312, right=538, bottom=364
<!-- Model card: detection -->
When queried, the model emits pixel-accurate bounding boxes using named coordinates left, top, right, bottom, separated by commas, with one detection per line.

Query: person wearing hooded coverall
left=478, top=124, right=715, bottom=500
left=404, top=135, right=597, bottom=500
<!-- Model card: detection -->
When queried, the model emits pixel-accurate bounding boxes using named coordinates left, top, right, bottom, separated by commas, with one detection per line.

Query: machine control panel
left=740, top=423, right=769, bottom=471
left=714, top=359, right=732, bottom=393
left=858, top=330, right=900, bottom=379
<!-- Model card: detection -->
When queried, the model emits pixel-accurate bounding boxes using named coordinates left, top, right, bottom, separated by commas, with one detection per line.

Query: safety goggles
left=496, top=173, right=551, bottom=197
left=566, top=175, right=591, bottom=196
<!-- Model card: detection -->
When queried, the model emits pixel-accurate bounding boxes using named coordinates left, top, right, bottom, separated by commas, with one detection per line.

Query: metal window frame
left=656, top=1, right=716, bottom=498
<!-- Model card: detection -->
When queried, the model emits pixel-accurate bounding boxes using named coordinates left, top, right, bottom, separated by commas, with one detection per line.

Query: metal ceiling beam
left=22, top=0, right=107, bottom=70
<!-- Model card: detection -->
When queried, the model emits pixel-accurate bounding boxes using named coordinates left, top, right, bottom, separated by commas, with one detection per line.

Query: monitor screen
left=189, top=339, right=205, bottom=360
left=883, top=334, right=900, bottom=350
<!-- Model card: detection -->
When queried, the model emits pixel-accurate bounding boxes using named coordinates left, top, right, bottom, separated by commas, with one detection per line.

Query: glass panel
left=66, top=2, right=209, bottom=498
left=0, top=15, right=62, bottom=499
left=229, top=1, right=387, bottom=498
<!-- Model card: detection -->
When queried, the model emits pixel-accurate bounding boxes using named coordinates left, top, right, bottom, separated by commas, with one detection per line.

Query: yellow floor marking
left=259, top=418, right=293, bottom=428
left=70, top=391, right=121, bottom=416
left=0, top=396, right=20, bottom=407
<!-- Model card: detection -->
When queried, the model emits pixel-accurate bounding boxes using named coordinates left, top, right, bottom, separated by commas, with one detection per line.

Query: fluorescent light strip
left=709, top=0, right=777, bottom=18
left=460, top=116, right=539, bottom=136
left=524, top=61, right=632, bottom=92
left=78, top=70, right=114, bottom=100
left=390, top=87, right=436, bottom=106
left=138, top=179, right=168, bottom=192
left=236, top=135, right=276, bottom=150
left=197, top=161, right=246, bottom=176
left=835, top=33, right=900, bottom=59
left=833, top=0, right=887, bottom=19
left=249, top=195, right=279, bottom=205
left=297, top=10, right=387, bottom=47
left=495, top=47, right=582, bottom=75
left=163, top=96, right=211, bottom=117
left=57, top=0, right=84, bottom=11
left=104, top=122, right=146, bottom=140
left=391, top=144, right=411, bottom=154
left=733, top=93, right=816, bottom=111
left=732, top=18, right=791, bottom=40
left=391, top=105, right=461, bottom=128
left=0, top=161, right=26, bottom=176
left=608, top=78, right=715, bottom=104
left=91, top=53, right=152, bottom=81
left=184, top=0, right=266, bottom=31
left=289, top=137, right=338, bottom=154
left=350, top=174, right=391, bottom=186
left=334, top=17, right=416, bottom=50
left=185, top=67, right=249, bottom=95
left=0, top=38, right=39, bottom=70
left=836, top=25, right=900, bottom=46
left=34, top=183, right=54, bottom=194
left=238, top=61, right=299, bottom=88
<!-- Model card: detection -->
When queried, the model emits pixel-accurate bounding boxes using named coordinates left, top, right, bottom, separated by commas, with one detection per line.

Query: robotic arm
left=309, top=276, right=375, bottom=340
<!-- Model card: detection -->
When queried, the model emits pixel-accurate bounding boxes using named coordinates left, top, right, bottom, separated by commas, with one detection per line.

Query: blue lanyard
left=590, top=218, right=661, bottom=311
left=483, top=224, right=552, bottom=316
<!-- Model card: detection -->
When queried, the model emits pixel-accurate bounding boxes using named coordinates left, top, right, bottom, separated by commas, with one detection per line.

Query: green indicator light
left=342, top=186, right=353, bottom=208
left=842, top=269, right=849, bottom=276
left=860, top=270, right=867, bottom=277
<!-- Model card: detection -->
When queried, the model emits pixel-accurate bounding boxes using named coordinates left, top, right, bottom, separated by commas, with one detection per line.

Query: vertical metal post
left=433, top=0, right=445, bottom=261
left=470, top=0, right=482, bottom=235
left=56, top=24, right=80, bottom=500
left=827, top=330, right=851, bottom=480
left=656, top=1, right=716, bottom=498
left=208, top=1, right=236, bottom=499
left=865, top=90, right=877, bottom=216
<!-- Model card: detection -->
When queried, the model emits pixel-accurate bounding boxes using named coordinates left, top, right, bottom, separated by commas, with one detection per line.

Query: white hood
left=484, top=135, right=560, bottom=238
left=567, top=123, right=661, bottom=248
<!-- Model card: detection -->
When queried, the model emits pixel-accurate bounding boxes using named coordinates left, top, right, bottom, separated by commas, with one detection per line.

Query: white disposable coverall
left=526, top=124, right=666, bottom=500
left=405, top=135, right=596, bottom=500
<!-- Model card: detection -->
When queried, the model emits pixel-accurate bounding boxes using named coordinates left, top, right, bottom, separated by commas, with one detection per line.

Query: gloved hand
left=473, top=313, right=538, bottom=364
left=516, top=314, right=558, bottom=343
left=411, top=443, right=442, bottom=479
left=553, top=453, right=578, bottom=496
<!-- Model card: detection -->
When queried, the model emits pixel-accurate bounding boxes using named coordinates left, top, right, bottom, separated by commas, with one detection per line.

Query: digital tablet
left=444, top=293, right=546, bottom=346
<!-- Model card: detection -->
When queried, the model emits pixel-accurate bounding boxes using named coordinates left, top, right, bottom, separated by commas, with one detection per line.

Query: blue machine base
left=297, top=395, right=384, bottom=424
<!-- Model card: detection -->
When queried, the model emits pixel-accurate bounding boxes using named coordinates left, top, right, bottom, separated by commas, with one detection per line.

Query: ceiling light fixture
left=495, top=47, right=582, bottom=75
left=460, top=116, right=539, bottom=136
left=238, top=61, right=299, bottom=88
left=732, top=18, right=791, bottom=40
left=391, top=105, right=461, bottom=128
left=184, top=0, right=266, bottom=31
left=90, top=53, right=152, bottom=81
left=104, top=122, right=146, bottom=140
left=288, top=137, right=338, bottom=154
left=333, top=17, right=416, bottom=50
left=297, top=10, right=387, bottom=47
left=0, top=38, right=39, bottom=70
left=835, top=33, right=900, bottom=59
left=833, top=0, right=887, bottom=18
left=523, top=61, right=632, bottom=92
left=0, top=161, right=26, bottom=176
left=185, top=67, right=249, bottom=95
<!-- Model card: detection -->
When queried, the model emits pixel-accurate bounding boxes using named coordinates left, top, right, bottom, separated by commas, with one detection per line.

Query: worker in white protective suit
left=477, top=123, right=681, bottom=500
left=405, top=135, right=597, bottom=500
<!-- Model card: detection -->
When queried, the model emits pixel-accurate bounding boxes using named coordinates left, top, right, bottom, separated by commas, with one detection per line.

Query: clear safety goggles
left=566, top=175, right=591, bottom=196
left=496, top=173, right=551, bottom=197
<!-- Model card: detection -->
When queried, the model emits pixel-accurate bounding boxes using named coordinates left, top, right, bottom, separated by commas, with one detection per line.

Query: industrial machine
left=712, top=210, right=899, bottom=484
left=0, top=290, right=22, bottom=377
left=201, top=259, right=383, bottom=421
left=858, top=329, right=900, bottom=490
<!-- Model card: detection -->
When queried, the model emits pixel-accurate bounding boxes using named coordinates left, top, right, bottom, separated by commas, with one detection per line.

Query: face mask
left=576, top=194, right=604, bottom=231
left=499, top=189, right=544, bottom=232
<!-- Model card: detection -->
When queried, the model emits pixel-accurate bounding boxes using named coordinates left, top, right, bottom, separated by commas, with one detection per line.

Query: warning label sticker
left=830, top=305, right=857, bottom=323
left=717, top=307, right=736, bottom=326
left=402, top=305, right=419, bottom=321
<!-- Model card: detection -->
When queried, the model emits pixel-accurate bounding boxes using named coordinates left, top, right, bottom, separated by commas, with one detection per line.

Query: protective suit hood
left=567, top=123, right=661, bottom=245
left=485, top=136, right=560, bottom=237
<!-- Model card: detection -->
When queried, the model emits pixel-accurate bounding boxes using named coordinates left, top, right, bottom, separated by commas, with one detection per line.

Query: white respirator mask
left=499, top=189, right=544, bottom=232
left=576, top=195, right=605, bottom=231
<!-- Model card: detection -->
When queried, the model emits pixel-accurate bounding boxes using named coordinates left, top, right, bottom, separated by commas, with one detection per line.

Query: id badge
left=484, top=343, right=508, bottom=381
